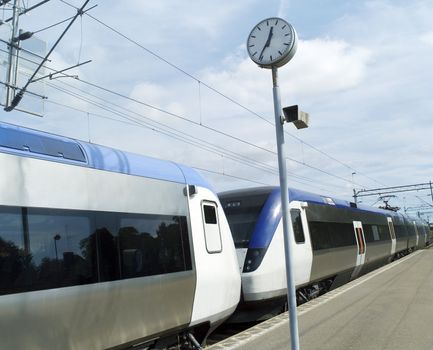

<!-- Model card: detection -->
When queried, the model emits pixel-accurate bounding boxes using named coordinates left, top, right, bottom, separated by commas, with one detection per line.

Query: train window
left=94, top=212, right=121, bottom=282
left=372, top=226, right=380, bottom=241
left=359, top=224, right=384, bottom=243
left=202, top=201, right=222, bottom=253
left=220, top=193, right=269, bottom=248
left=203, top=205, right=217, bottom=224
left=26, top=208, right=97, bottom=291
left=290, top=209, right=305, bottom=243
left=0, top=206, right=192, bottom=296
left=394, top=224, right=407, bottom=238
left=363, top=225, right=373, bottom=243
left=118, top=214, right=188, bottom=278
left=378, top=225, right=390, bottom=240
left=308, top=221, right=355, bottom=250
left=0, top=207, right=26, bottom=294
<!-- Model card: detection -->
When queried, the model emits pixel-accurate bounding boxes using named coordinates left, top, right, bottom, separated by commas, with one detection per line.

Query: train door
left=387, top=217, right=396, bottom=257
left=413, top=221, right=419, bottom=248
left=351, top=221, right=366, bottom=279
left=289, top=201, right=313, bottom=286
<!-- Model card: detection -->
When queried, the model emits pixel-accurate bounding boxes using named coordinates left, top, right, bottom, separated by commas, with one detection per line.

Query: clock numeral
left=270, top=55, right=273, bottom=61
left=275, top=19, right=279, bottom=25
left=257, top=26, right=261, bottom=31
left=251, top=35, right=256, bottom=38
left=266, top=20, right=269, bottom=26
left=284, top=43, right=290, bottom=46
left=259, top=55, right=263, bottom=61
left=282, top=24, right=287, bottom=29
left=285, top=33, right=291, bottom=36
left=249, top=44, right=255, bottom=47
left=278, top=50, right=283, bottom=56
left=252, top=51, right=257, bottom=56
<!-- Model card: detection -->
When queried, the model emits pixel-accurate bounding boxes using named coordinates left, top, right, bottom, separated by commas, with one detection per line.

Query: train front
left=219, top=187, right=290, bottom=321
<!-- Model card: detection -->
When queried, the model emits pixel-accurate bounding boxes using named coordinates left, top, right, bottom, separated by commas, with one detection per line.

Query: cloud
left=198, top=38, right=371, bottom=118
left=420, top=31, right=433, bottom=46
left=2, top=0, right=433, bottom=211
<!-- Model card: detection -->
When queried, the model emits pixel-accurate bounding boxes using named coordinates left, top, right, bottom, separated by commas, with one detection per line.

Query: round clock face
left=247, top=17, right=297, bottom=68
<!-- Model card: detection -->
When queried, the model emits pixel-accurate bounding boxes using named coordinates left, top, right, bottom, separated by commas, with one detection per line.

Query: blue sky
left=1, top=0, right=433, bottom=218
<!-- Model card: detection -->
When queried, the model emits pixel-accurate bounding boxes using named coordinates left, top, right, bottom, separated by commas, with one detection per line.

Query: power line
left=43, top=80, right=349, bottom=193
left=3, top=38, right=368, bottom=189
left=73, top=6, right=385, bottom=188
left=47, top=76, right=365, bottom=188
left=2, top=3, right=377, bottom=189
left=7, top=43, right=368, bottom=189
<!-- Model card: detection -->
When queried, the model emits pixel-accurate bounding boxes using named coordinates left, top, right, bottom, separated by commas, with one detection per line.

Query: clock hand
left=259, top=26, right=274, bottom=60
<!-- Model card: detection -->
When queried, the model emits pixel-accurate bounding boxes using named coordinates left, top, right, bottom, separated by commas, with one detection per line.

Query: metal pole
left=5, top=0, right=20, bottom=107
left=429, top=181, right=433, bottom=203
left=272, top=66, right=300, bottom=350
left=4, top=0, right=91, bottom=111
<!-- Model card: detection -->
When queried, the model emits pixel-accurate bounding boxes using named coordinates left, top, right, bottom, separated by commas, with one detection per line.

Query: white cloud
left=199, top=38, right=371, bottom=117
left=420, top=31, right=433, bottom=46
left=2, top=0, right=433, bottom=210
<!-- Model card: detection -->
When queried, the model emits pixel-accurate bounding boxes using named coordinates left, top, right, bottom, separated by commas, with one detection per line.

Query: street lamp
left=53, top=233, right=61, bottom=261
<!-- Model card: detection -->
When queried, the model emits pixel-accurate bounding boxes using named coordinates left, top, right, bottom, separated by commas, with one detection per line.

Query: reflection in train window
left=118, top=214, right=188, bottom=278
left=290, top=209, right=305, bottom=243
left=0, top=207, right=25, bottom=294
left=0, top=206, right=192, bottom=296
left=309, top=221, right=356, bottom=250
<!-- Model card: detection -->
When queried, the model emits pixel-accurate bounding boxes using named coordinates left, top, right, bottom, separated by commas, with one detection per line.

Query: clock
left=247, top=17, right=297, bottom=68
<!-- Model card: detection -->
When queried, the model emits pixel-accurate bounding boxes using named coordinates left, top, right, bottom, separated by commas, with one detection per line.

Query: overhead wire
left=5, top=31, right=368, bottom=190
left=64, top=3, right=386, bottom=188
left=43, top=78, right=345, bottom=193
left=8, top=2, right=379, bottom=191
left=56, top=77, right=368, bottom=187
left=1, top=38, right=362, bottom=190
left=48, top=77, right=356, bottom=189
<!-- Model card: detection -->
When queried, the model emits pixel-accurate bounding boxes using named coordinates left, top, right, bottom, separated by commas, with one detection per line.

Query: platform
left=209, top=248, right=433, bottom=350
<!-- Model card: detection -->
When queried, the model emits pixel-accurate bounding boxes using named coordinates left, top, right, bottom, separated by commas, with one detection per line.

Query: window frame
left=201, top=200, right=222, bottom=254
left=290, top=209, right=306, bottom=244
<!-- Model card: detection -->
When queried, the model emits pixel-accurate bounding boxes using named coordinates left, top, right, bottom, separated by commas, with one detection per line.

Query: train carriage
left=219, top=186, right=428, bottom=322
left=0, top=122, right=241, bottom=349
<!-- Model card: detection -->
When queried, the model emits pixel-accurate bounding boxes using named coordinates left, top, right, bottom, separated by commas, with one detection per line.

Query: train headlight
left=243, top=248, right=266, bottom=273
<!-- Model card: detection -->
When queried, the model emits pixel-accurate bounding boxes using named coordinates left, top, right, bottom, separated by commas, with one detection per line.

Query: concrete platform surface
left=209, top=249, right=433, bottom=350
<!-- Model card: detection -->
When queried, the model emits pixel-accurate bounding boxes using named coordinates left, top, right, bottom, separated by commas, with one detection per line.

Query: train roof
left=219, top=186, right=402, bottom=217
left=0, top=122, right=211, bottom=189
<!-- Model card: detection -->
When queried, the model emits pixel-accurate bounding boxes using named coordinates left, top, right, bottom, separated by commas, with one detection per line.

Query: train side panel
left=0, top=152, right=195, bottom=349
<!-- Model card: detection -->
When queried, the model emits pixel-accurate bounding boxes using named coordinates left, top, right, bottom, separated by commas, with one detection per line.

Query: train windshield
left=220, top=192, right=270, bottom=248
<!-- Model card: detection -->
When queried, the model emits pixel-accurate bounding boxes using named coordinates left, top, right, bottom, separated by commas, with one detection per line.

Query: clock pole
left=272, top=65, right=300, bottom=350
left=247, top=17, right=303, bottom=349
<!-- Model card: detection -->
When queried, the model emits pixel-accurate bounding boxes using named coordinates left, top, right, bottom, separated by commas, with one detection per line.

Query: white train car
left=219, top=186, right=427, bottom=322
left=0, top=122, right=240, bottom=349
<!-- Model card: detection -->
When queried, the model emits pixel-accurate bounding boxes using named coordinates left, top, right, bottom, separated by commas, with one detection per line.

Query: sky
left=1, top=0, right=433, bottom=219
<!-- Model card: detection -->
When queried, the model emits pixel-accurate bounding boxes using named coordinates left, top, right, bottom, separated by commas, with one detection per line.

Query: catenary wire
left=3, top=11, right=373, bottom=189
left=45, top=77, right=358, bottom=190
left=67, top=3, right=386, bottom=188
left=43, top=80, right=346, bottom=193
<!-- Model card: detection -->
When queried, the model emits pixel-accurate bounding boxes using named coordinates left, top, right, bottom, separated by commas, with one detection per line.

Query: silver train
left=0, top=122, right=241, bottom=349
left=219, top=186, right=432, bottom=322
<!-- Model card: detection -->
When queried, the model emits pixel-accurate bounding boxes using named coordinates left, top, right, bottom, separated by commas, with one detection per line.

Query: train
left=219, top=186, right=431, bottom=322
left=1, top=120, right=431, bottom=348
left=0, top=121, right=241, bottom=350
